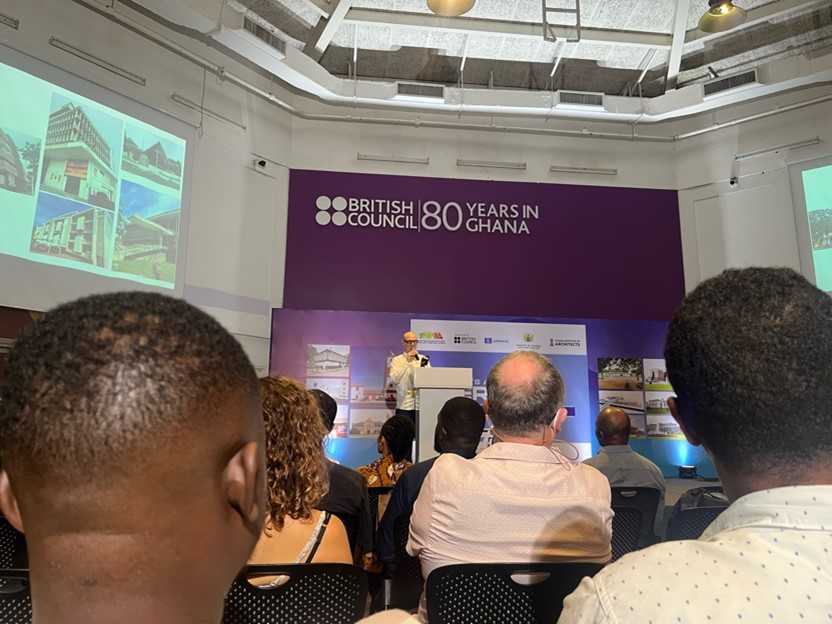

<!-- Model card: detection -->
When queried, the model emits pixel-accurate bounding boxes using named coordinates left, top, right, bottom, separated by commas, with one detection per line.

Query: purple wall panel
left=284, top=170, right=685, bottom=320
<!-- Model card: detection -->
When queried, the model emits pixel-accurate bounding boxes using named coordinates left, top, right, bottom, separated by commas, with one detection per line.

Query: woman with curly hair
left=248, top=376, right=352, bottom=567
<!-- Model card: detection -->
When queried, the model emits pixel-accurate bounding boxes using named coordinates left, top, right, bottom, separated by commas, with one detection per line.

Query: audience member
left=376, top=396, right=485, bottom=565
left=249, top=377, right=352, bottom=572
left=560, top=267, right=832, bottom=623
left=409, top=351, right=612, bottom=621
left=311, top=388, right=373, bottom=557
left=584, top=405, right=666, bottom=534
left=0, top=292, right=265, bottom=624
left=357, top=414, right=415, bottom=489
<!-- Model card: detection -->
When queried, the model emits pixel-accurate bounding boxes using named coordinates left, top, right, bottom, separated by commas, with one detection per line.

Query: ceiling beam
left=308, top=0, right=352, bottom=54
left=666, top=0, right=690, bottom=91
left=685, top=0, right=828, bottom=44
left=343, top=8, right=673, bottom=49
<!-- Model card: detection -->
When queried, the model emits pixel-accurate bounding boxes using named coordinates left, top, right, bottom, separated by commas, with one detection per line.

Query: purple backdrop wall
left=284, top=170, right=685, bottom=320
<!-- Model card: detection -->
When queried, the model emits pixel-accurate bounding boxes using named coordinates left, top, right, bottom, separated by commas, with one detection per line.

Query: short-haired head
left=260, top=376, right=329, bottom=531
left=402, top=331, right=418, bottom=346
left=486, top=351, right=565, bottom=435
left=309, top=388, right=338, bottom=433
left=380, top=414, right=416, bottom=463
left=596, top=406, right=631, bottom=446
left=0, top=292, right=265, bottom=617
left=0, top=291, right=260, bottom=488
left=665, top=267, right=832, bottom=477
left=435, top=397, right=485, bottom=457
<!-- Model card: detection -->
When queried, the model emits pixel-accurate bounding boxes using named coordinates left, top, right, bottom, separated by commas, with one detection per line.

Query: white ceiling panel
left=426, top=30, right=468, bottom=55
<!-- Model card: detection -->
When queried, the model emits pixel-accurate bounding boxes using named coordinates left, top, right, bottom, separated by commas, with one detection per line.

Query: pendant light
left=427, top=0, right=475, bottom=17
left=698, top=0, right=747, bottom=33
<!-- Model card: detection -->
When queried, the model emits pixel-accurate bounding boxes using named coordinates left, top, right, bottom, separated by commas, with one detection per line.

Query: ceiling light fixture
left=427, top=0, right=476, bottom=17
left=698, top=0, right=747, bottom=33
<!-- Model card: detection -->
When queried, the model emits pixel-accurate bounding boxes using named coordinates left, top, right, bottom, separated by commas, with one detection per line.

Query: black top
left=317, top=460, right=373, bottom=553
left=376, top=449, right=471, bottom=563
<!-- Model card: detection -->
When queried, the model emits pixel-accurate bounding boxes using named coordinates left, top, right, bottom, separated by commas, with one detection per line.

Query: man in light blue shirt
left=584, top=406, right=666, bottom=534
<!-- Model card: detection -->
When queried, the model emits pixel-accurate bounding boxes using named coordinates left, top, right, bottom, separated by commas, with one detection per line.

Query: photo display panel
left=0, top=60, right=186, bottom=290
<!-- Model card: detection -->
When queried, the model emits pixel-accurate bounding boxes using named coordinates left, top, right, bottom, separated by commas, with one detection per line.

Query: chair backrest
left=223, top=564, right=368, bottom=624
left=0, top=569, right=32, bottom=624
left=0, top=517, right=27, bottom=570
left=610, top=487, right=662, bottom=560
left=387, top=512, right=422, bottom=611
left=426, top=562, right=604, bottom=624
left=666, top=506, right=727, bottom=540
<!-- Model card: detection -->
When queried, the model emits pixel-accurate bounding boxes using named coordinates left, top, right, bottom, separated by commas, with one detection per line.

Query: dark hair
left=665, top=267, right=832, bottom=471
left=486, top=351, right=564, bottom=435
left=0, top=292, right=258, bottom=481
left=380, top=415, right=415, bottom=463
left=309, top=388, right=337, bottom=432
left=437, top=397, right=485, bottom=454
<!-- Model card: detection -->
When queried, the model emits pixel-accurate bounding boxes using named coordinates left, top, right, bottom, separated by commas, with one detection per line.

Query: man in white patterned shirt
left=559, top=267, right=832, bottom=624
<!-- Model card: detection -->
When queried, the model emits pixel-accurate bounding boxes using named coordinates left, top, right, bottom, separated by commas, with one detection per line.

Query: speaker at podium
left=413, top=367, right=473, bottom=462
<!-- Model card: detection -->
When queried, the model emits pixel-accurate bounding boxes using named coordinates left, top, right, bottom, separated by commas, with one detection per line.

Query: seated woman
left=357, top=414, right=415, bottom=489
left=248, top=376, right=353, bottom=578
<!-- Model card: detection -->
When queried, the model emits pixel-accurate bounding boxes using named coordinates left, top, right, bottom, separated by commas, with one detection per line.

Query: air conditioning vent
left=704, top=70, right=758, bottom=96
left=396, top=82, right=445, bottom=99
left=557, top=91, right=605, bottom=108
left=243, top=17, right=286, bottom=55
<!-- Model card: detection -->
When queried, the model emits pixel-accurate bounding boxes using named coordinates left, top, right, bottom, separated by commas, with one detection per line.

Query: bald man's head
left=486, top=351, right=564, bottom=435
left=596, top=406, right=631, bottom=446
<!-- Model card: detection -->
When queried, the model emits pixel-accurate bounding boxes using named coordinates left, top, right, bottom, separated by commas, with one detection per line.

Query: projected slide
left=803, top=164, right=832, bottom=292
left=0, top=61, right=185, bottom=289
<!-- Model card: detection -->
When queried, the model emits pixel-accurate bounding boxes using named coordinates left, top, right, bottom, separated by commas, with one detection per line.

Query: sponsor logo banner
left=410, top=319, right=586, bottom=356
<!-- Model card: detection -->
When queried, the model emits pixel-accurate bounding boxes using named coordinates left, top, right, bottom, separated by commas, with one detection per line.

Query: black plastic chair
left=0, top=517, right=26, bottom=570
left=611, top=487, right=662, bottom=560
left=383, top=512, right=423, bottom=611
left=426, top=562, right=604, bottom=624
left=223, top=564, right=368, bottom=624
left=666, top=506, right=727, bottom=540
left=0, top=569, right=31, bottom=624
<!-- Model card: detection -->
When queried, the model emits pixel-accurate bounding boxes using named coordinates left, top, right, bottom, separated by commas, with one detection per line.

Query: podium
left=413, top=367, right=473, bottom=462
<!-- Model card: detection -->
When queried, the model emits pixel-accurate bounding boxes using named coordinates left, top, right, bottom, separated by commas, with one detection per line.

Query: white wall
left=675, top=96, right=832, bottom=292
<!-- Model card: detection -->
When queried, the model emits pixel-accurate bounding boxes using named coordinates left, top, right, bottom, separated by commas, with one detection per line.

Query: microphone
left=420, top=354, right=430, bottom=367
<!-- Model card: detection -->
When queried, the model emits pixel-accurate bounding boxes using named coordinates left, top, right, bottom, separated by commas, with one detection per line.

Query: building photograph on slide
left=113, top=179, right=180, bottom=285
left=40, top=93, right=123, bottom=211
left=30, top=191, right=114, bottom=268
left=121, top=123, right=184, bottom=193
left=0, top=126, right=41, bottom=197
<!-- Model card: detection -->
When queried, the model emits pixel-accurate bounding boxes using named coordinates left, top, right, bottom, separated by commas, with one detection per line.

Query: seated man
left=0, top=292, right=265, bottom=624
left=312, top=388, right=373, bottom=557
left=376, top=396, right=485, bottom=565
left=584, top=405, right=666, bottom=535
left=560, top=268, right=832, bottom=623
left=409, top=351, right=612, bottom=621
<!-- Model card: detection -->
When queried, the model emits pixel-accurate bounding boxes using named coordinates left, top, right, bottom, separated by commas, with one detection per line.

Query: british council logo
left=316, top=195, right=348, bottom=226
